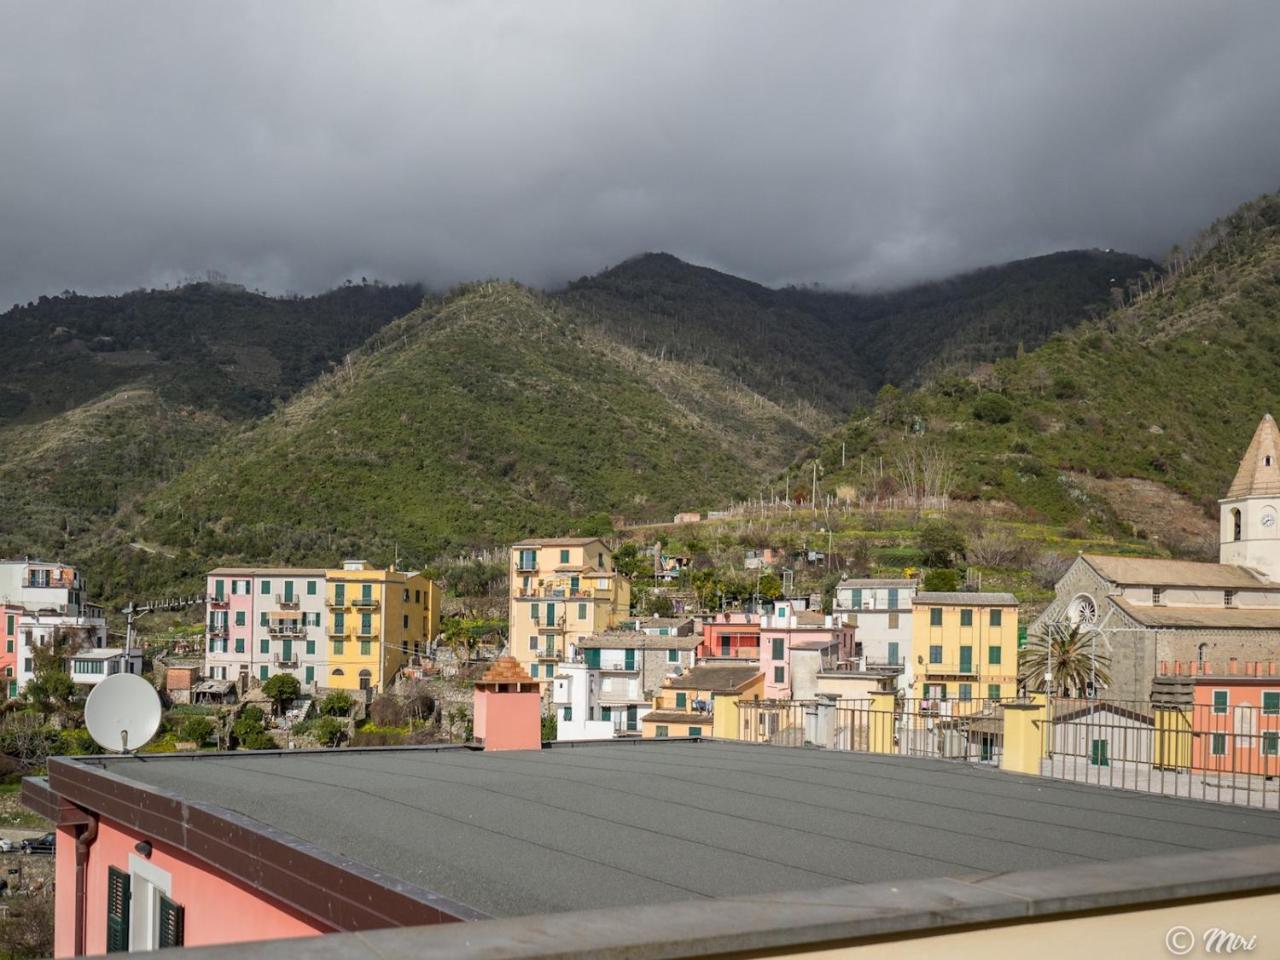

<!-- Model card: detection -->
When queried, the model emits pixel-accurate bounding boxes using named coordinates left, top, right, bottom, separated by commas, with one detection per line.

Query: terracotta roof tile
left=477, top=657, right=536, bottom=685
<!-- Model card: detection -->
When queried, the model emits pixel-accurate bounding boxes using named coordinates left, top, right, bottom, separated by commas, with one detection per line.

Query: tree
left=756, top=573, right=783, bottom=601
left=261, top=674, right=301, bottom=716
left=1019, top=621, right=1112, bottom=698
left=541, top=711, right=557, bottom=742
left=311, top=715, right=345, bottom=747
left=918, top=521, right=966, bottom=568
left=23, top=628, right=84, bottom=726
left=972, top=392, right=1014, bottom=424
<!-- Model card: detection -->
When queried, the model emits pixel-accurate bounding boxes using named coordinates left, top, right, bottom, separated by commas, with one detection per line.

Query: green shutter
left=960, top=609, right=973, bottom=627
left=1263, top=692, right=1280, bottom=715
left=307, top=579, right=317, bottom=595
left=771, top=637, right=784, bottom=659
left=1090, top=739, right=1109, bottom=767
left=656, top=725, right=668, bottom=738
left=260, top=665, right=268, bottom=681
left=668, top=648, right=678, bottom=662
left=158, top=895, right=185, bottom=948
left=305, top=666, right=315, bottom=684
left=989, top=645, right=1002, bottom=665
left=106, top=866, right=130, bottom=952
left=929, top=644, right=942, bottom=664
left=306, top=639, right=315, bottom=655
left=990, top=609, right=1003, bottom=626
left=260, top=638, right=268, bottom=654
left=361, top=640, right=371, bottom=656
left=988, top=683, right=1001, bottom=701
left=688, top=726, right=702, bottom=737
left=261, top=579, right=271, bottom=594
left=676, top=692, right=687, bottom=709
left=930, top=607, right=942, bottom=626
left=260, top=612, right=268, bottom=627
left=585, top=648, right=600, bottom=668
left=887, top=641, right=899, bottom=664
left=1213, top=690, right=1229, bottom=714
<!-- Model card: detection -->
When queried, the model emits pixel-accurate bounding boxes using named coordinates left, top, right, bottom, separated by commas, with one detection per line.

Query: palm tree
left=1019, top=621, right=1111, bottom=698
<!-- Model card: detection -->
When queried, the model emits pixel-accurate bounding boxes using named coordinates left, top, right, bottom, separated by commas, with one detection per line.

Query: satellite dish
left=85, top=673, right=162, bottom=753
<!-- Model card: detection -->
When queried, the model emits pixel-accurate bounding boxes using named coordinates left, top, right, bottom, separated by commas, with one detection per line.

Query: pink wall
left=56, top=817, right=327, bottom=957
left=0, top=603, right=20, bottom=690
left=474, top=689, right=541, bottom=750
left=1190, top=681, right=1280, bottom=777
left=760, top=621, right=856, bottom=698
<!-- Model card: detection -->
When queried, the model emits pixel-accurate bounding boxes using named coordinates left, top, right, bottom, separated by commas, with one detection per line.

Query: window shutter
left=158, top=895, right=185, bottom=948
left=106, top=866, right=131, bottom=953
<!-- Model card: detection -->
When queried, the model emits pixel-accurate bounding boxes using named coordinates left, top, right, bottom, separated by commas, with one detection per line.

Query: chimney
left=473, top=657, right=542, bottom=751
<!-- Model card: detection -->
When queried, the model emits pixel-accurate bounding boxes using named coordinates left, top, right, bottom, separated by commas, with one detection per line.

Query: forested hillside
left=809, top=191, right=1280, bottom=537
left=560, top=249, right=1153, bottom=412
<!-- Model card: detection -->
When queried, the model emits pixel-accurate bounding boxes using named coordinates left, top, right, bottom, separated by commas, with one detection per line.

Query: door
left=887, top=641, right=899, bottom=666
left=282, top=638, right=292, bottom=662
left=626, top=705, right=637, bottom=731
left=720, top=637, right=729, bottom=656
left=624, top=649, right=636, bottom=670
left=980, top=735, right=994, bottom=762
left=959, top=646, right=973, bottom=674
left=284, top=580, right=294, bottom=603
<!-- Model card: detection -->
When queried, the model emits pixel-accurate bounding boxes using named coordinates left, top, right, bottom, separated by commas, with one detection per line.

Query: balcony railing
left=351, top=597, right=380, bottom=610
left=276, top=594, right=300, bottom=609
left=206, top=627, right=228, bottom=639
left=268, top=624, right=304, bottom=637
left=922, top=662, right=980, bottom=675
left=272, top=654, right=299, bottom=668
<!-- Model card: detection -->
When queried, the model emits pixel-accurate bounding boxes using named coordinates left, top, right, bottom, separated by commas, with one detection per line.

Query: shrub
left=178, top=716, right=214, bottom=745
left=368, top=693, right=406, bottom=728
left=320, top=692, right=354, bottom=717
left=922, top=568, right=962, bottom=592
left=262, top=674, right=301, bottom=712
left=311, top=715, right=345, bottom=747
left=918, top=521, right=967, bottom=568
left=972, top=393, right=1014, bottom=424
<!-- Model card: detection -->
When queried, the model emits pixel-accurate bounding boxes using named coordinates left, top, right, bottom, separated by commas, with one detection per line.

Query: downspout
left=74, top=813, right=100, bottom=958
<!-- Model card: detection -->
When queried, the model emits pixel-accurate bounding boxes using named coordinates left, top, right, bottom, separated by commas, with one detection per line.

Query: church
left=1032, top=414, right=1280, bottom=703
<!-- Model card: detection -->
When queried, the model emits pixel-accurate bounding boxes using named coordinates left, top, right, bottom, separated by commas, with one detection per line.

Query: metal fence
left=735, top=696, right=1280, bottom=809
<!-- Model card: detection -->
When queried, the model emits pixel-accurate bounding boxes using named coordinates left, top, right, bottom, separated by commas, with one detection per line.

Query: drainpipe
left=74, top=814, right=100, bottom=957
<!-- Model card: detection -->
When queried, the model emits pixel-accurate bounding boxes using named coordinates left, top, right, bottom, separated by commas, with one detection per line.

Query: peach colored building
left=473, top=657, right=542, bottom=751
left=1171, top=660, right=1280, bottom=776
left=697, top=611, right=760, bottom=659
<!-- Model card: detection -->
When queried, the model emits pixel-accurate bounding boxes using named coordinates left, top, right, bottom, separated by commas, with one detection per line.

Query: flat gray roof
left=92, top=741, right=1280, bottom=920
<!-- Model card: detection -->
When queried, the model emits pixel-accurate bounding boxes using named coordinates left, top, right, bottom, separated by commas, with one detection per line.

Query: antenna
left=84, top=674, right=162, bottom=754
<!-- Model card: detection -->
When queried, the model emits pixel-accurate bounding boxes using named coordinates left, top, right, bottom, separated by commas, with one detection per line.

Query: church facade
left=1031, top=414, right=1280, bottom=703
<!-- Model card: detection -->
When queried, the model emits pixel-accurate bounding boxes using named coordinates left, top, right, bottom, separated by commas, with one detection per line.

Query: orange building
left=1176, top=660, right=1280, bottom=776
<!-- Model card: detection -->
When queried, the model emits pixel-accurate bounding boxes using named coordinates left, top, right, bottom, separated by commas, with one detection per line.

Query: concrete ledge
left=153, top=842, right=1280, bottom=960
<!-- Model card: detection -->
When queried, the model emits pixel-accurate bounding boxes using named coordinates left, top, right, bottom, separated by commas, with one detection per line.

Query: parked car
left=0, top=838, right=14, bottom=853
left=20, top=833, right=54, bottom=855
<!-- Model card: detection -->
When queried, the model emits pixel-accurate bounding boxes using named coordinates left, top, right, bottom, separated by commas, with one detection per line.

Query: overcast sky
left=2, top=1, right=1279, bottom=306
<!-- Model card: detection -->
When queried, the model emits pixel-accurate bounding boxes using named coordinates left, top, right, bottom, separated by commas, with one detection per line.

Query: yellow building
left=910, top=591, right=1019, bottom=705
left=509, top=537, right=631, bottom=683
left=641, top=664, right=764, bottom=740
left=325, top=560, right=441, bottom=694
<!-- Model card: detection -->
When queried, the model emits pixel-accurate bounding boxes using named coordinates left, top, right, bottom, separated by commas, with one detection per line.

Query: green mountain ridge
left=810, top=190, right=1280, bottom=539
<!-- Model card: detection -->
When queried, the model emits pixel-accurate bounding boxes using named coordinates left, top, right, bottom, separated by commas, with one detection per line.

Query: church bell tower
left=1220, top=413, right=1280, bottom=581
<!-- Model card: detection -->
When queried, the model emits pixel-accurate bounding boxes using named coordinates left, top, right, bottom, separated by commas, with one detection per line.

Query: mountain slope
left=559, top=249, right=1154, bottom=413
left=811, top=191, right=1280, bottom=536
left=135, top=283, right=817, bottom=574
left=0, top=281, right=424, bottom=425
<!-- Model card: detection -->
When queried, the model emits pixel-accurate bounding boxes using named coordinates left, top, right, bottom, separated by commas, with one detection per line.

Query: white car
left=0, top=839, right=14, bottom=853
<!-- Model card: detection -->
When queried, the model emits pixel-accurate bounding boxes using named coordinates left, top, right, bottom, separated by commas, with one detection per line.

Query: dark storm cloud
left=2, top=0, right=1279, bottom=306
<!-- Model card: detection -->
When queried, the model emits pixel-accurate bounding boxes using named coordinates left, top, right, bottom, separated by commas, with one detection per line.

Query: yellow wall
left=911, top=601, right=1017, bottom=701
left=508, top=540, right=630, bottom=681
left=646, top=674, right=764, bottom=740
left=325, top=565, right=439, bottom=692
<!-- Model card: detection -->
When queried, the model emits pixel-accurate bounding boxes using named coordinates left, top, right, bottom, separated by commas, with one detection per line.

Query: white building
left=68, top=647, right=144, bottom=686
left=0, top=558, right=89, bottom=615
left=834, top=578, right=916, bottom=690
left=551, top=662, right=616, bottom=740
left=16, top=608, right=113, bottom=689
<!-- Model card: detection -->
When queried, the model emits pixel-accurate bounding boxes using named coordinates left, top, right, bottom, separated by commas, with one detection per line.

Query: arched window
left=1197, top=643, right=1208, bottom=664
left=331, top=668, right=345, bottom=677
left=1232, top=508, right=1242, bottom=541
left=359, top=669, right=372, bottom=691
left=1267, top=456, right=1274, bottom=467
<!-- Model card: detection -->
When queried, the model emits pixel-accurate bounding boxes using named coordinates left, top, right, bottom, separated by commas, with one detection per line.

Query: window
left=601, top=706, right=612, bottom=720
left=1090, top=739, right=1109, bottom=767
left=1213, top=690, right=1229, bottom=715
left=958, top=683, right=972, bottom=701
left=929, top=645, right=943, bottom=664
left=213, top=580, right=225, bottom=601
left=668, top=648, right=679, bottom=662
left=403, top=614, right=409, bottom=629
left=259, top=665, right=268, bottom=681
left=1232, top=507, right=1242, bottom=542
left=560, top=549, right=570, bottom=564
left=333, top=640, right=344, bottom=655
left=360, top=640, right=371, bottom=656
left=334, top=612, right=345, bottom=633
left=655, top=725, right=669, bottom=738
left=530, top=664, right=539, bottom=678
left=360, top=612, right=372, bottom=635
left=1225, top=590, right=1236, bottom=608
left=546, top=603, right=556, bottom=625
left=850, top=589, right=862, bottom=609
left=307, top=580, right=317, bottom=595
left=6, top=613, right=15, bottom=634
left=235, top=611, right=245, bottom=627
left=331, top=668, right=345, bottom=677
left=403, top=588, right=410, bottom=602
left=5, top=637, right=12, bottom=654
left=930, top=608, right=942, bottom=627
left=676, top=692, right=687, bottom=709
left=335, top=583, right=345, bottom=605
left=306, top=639, right=315, bottom=655
left=73, top=659, right=105, bottom=675
left=1211, top=733, right=1227, bottom=756
left=988, top=684, right=1001, bottom=701
left=888, top=612, right=900, bottom=630
left=529, top=635, right=538, bottom=650
left=361, top=583, right=373, bottom=603
left=771, top=637, right=784, bottom=659
left=234, top=638, right=244, bottom=654
left=23, top=658, right=32, bottom=673
left=305, top=666, right=315, bottom=684
left=260, top=612, right=268, bottom=627
left=106, top=867, right=130, bottom=952
left=260, top=638, right=268, bottom=654
left=1264, top=732, right=1279, bottom=756
left=989, top=646, right=1002, bottom=665
left=960, top=609, right=973, bottom=627
left=773, top=666, right=785, bottom=683
left=261, top=580, right=271, bottom=595
left=688, top=726, right=702, bottom=737
left=1263, top=691, right=1280, bottom=716
left=989, top=609, right=1002, bottom=627
left=1153, top=587, right=1164, bottom=606
left=887, top=641, right=899, bottom=665
left=887, top=588, right=898, bottom=610
left=570, top=576, right=580, bottom=594
left=563, top=706, right=573, bottom=721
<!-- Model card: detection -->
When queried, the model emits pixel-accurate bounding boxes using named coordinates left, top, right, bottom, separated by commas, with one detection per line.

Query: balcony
left=206, top=627, right=228, bottom=639
left=922, top=662, right=979, bottom=676
left=268, top=623, right=304, bottom=637
left=208, top=599, right=230, bottom=610
left=276, top=594, right=301, bottom=609
left=272, top=654, right=300, bottom=668
left=325, top=598, right=348, bottom=609
left=351, top=597, right=380, bottom=610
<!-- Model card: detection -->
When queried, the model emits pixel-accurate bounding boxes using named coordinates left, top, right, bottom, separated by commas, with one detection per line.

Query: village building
left=641, top=662, right=764, bottom=739
left=1032, top=413, right=1280, bottom=703
left=911, top=592, right=1019, bottom=704
left=759, top=607, right=856, bottom=700
left=696, top=610, right=760, bottom=660
left=833, top=577, right=916, bottom=689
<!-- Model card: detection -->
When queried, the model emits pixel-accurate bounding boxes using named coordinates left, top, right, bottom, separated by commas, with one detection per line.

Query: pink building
left=760, top=607, right=855, bottom=700
left=698, top=611, right=760, bottom=659
left=0, top=603, right=19, bottom=698
left=473, top=657, right=541, bottom=751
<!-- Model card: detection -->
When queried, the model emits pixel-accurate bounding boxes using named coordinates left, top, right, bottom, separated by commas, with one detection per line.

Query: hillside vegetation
left=561, top=249, right=1153, bottom=412
left=134, top=282, right=816, bottom=581
left=810, top=191, right=1280, bottom=541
